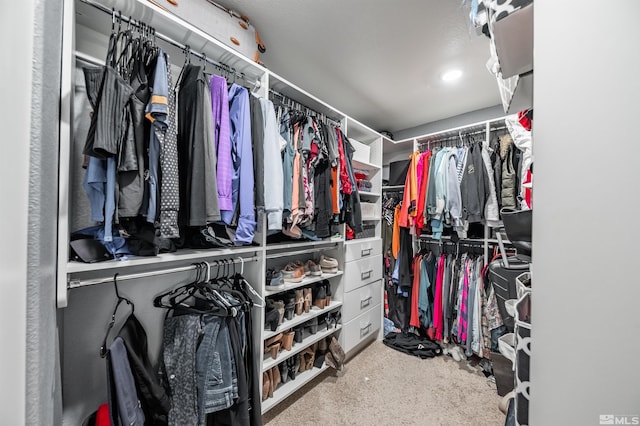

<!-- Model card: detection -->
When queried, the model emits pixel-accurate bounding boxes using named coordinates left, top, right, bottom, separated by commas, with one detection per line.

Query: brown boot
left=328, top=336, right=345, bottom=370
left=281, top=330, right=295, bottom=351
left=271, top=365, right=281, bottom=396
left=262, top=371, right=270, bottom=400
left=300, top=345, right=316, bottom=372
left=266, top=369, right=274, bottom=399
left=264, top=333, right=283, bottom=360
left=294, top=289, right=304, bottom=315
left=303, top=288, right=312, bottom=313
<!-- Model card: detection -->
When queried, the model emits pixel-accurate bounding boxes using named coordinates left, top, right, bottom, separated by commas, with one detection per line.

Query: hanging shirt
left=415, top=151, right=432, bottom=235
left=260, top=98, right=284, bottom=231
left=433, top=254, right=446, bottom=340
left=226, top=84, right=256, bottom=244
left=177, top=64, right=220, bottom=226
left=144, top=51, right=170, bottom=224
left=210, top=75, right=232, bottom=212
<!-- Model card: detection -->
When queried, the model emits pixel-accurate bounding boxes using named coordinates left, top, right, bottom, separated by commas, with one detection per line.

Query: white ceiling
left=215, top=0, right=502, bottom=135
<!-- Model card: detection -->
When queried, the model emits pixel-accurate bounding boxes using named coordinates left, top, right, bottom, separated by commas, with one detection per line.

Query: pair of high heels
left=264, top=330, right=295, bottom=360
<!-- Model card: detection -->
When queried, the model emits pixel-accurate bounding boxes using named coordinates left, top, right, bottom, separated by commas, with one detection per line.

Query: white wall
left=0, top=0, right=35, bottom=423
left=531, top=1, right=640, bottom=424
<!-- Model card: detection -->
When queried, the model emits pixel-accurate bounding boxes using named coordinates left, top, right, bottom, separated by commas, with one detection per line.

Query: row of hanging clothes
left=87, top=260, right=262, bottom=426
left=386, top=239, right=508, bottom=359
left=73, top=11, right=360, bottom=263
left=267, top=91, right=363, bottom=243
left=396, top=114, right=532, bottom=241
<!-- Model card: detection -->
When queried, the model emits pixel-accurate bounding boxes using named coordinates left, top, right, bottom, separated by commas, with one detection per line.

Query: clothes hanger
left=100, top=273, right=134, bottom=357
left=173, top=45, right=190, bottom=92
left=153, top=262, right=203, bottom=308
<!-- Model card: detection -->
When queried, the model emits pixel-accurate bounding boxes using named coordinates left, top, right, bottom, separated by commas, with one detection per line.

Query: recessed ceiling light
left=441, top=69, right=463, bottom=82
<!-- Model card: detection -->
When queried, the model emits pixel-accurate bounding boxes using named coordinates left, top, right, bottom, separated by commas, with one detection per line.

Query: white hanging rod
left=79, top=0, right=260, bottom=89
left=68, top=255, right=259, bottom=289
left=417, top=125, right=508, bottom=147
left=269, top=89, right=342, bottom=126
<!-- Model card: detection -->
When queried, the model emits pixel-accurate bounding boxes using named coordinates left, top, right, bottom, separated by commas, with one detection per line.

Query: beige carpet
left=263, top=340, right=505, bottom=426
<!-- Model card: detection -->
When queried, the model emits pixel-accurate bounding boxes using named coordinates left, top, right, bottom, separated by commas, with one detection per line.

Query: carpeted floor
left=263, top=340, right=505, bottom=426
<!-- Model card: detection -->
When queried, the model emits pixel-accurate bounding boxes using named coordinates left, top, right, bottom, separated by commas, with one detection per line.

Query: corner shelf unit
left=57, top=0, right=385, bottom=422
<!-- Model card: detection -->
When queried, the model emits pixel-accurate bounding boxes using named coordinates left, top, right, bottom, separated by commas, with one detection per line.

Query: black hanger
left=100, top=273, right=134, bottom=358
left=173, top=45, right=191, bottom=92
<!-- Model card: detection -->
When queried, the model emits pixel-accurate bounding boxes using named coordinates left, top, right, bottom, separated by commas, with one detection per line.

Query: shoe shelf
left=262, top=324, right=342, bottom=372
left=264, top=271, right=343, bottom=296
left=261, top=363, right=330, bottom=414
left=263, top=301, right=343, bottom=340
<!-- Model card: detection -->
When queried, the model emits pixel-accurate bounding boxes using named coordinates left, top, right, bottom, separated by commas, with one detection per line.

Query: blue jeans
left=196, top=315, right=238, bottom=423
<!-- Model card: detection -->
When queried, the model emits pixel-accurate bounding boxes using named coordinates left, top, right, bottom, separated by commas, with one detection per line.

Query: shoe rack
left=56, top=0, right=384, bottom=422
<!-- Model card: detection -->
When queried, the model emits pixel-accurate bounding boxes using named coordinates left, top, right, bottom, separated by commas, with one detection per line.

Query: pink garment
left=433, top=254, right=445, bottom=340
left=458, top=259, right=470, bottom=344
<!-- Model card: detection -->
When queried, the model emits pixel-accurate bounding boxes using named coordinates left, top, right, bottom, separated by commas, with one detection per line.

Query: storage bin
left=498, top=332, right=516, bottom=365
left=360, top=202, right=379, bottom=220
left=515, top=272, right=531, bottom=299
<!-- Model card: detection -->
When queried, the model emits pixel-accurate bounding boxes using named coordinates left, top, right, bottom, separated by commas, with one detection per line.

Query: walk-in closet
left=3, top=1, right=640, bottom=426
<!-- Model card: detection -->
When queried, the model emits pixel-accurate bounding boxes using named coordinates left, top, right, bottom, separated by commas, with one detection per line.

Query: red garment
left=95, top=403, right=111, bottom=426
left=433, top=254, right=446, bottom=341
left=409, top=255, right=422, bottom=328
left=336, top=129, right=352, bottom=194
left=522, top=167, right=533, bottom=208
left=518, top=110, right=532, bottom=131
left=414, top=151, right=432, bottom=235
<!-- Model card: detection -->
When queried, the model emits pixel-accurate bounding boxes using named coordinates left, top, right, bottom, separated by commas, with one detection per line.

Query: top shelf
left=346, top=118, right=382, bottom=144
left=76, top=0, right=267, bottom=82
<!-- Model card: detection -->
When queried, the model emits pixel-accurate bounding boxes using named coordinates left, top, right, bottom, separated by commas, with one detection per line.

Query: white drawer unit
left=342, top=280, right=382, bottom=324
left=345, top=238, right=382, bottom=263
left=342, top=303, right=382, bottom=354
left=343, top=254, right=382, bottom=293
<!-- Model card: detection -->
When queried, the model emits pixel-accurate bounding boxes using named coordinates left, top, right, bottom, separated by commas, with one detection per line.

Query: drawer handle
left=360, top=296, right=372, bottom=309
left=360, top=248, right=372, bottom=257
left=360, top=270, right=372, bottom=280
left=360, top=322, right=372, bottom=337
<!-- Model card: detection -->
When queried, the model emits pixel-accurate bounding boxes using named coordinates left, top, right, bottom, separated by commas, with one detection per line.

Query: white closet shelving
left=58, top=0, right=385, bottom=421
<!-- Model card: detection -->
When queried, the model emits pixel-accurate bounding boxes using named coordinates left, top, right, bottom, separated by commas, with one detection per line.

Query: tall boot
left=270, top=365, right=281, bottom=396
left=263, top=369, right=272, bottom=399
